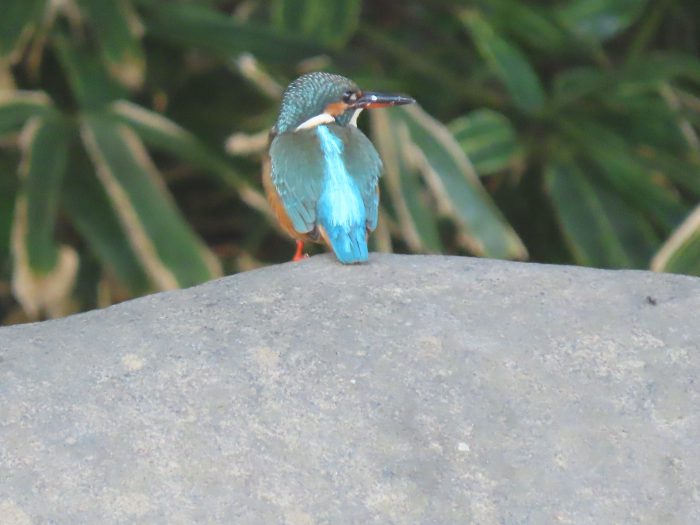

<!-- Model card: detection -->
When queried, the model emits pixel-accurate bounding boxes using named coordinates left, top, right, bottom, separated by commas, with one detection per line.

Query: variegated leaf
left=0, top=0, right=46, bottom=63
left=546, top=159, right=659, bottom=268
left=110, top=100, right=269, bottom=216
left=652, top=204, right=700, bottom=276
left=449, top=109, right=523, bottom=176
left=11, top=113, right=77, bottom=318
left=0, top=90, right=52, bottom=137
left=392, top=104, right=526, bottom=259
left=78, top=0, right=145, bottom=88
left=371, top=109, right=442, bottom=253
left=80, top=112, right=221, bottom=290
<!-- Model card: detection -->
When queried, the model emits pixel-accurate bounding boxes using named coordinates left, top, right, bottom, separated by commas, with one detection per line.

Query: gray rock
left=1, top=254, right=699, bottom=524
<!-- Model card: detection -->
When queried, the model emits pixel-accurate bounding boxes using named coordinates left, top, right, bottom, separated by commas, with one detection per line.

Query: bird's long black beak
left=350, top=92, right=415, bottom=109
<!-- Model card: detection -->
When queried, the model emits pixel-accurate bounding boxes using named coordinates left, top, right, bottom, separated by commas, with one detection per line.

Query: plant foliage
left=1, top=0, right=700, bottom=323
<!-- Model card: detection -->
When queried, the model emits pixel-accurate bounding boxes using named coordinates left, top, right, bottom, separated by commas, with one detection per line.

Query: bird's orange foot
left=292, top=240, right=308, bottom=262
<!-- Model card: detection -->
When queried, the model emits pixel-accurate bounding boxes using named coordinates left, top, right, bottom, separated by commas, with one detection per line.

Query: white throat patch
left=295, top=113, right=336, bottom=131
left=349, top=109, right=363, bottom=127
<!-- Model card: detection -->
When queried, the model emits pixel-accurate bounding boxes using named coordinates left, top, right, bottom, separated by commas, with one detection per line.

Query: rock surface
left=1, top=254, right=699, bottom=524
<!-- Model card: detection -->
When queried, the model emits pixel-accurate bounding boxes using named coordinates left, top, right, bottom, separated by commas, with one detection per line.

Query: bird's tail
left=321, top=223, right=368, bottom=264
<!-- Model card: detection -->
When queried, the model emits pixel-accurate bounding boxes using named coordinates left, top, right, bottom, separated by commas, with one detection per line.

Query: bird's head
left=273, top=72, right=415, bottom=135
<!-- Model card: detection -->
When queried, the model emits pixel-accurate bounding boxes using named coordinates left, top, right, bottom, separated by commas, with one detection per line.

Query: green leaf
left=371, top=110, right=443, bottom=253
left=461, top=10, right=545, bottom=113
left=61, top=151, right=151, bottom=294
left=140, top=0, right=323, bottom=63
left=487, top=0, right=568, bottom=53
left=553, top=54, right=700, bottom=108
left=78, top=0, right=146, bottom=88
left=546, top=159, right=658, bottom=268
left=10, top=113, right=78, bottom=318
left=0, top=90, right=52, bottom=137
left=621, top=53, right=700, bottom=88
left=595, top=185, right=659, bottom=265
left=0, top=0, right=45, bottom=62
left=54, top=35, right=126, bottom=109
left=602, top=94, right=685, bottom=149
left=356, top=26, right=500, bottom=109
left=552, top=67, right=608, bottom=106
left=394, top=104, right=526, bottom=259
left=635, top=150, right=700, bottom=198
left=272, top=0, right=361, bottom=49
left=80, top=112, right=221, bottom=289
left=0, top=153, right=19, bottom=272
left=17, top=113, right=71, bottom=273
left=449, top=109, right=523, bottom=175
left=652, top=204, right=700, bottom=276
left=595, top=151, right=687, bottom=231
left=109, top=100, right=269, bottom=215
left=557, top=0, right=648, bottom=42
left=561, top=119, right=687, bottom=230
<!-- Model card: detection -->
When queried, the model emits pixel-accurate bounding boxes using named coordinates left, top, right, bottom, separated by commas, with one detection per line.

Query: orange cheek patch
left=325, top=101, right=349, bottom=116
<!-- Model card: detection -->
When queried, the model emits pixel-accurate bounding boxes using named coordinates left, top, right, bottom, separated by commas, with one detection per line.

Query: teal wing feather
left=341, top=126, right=383, bottom=231
left=270, top=126, right=382, bottom=234
left=269, top=130, right=325, bottom=233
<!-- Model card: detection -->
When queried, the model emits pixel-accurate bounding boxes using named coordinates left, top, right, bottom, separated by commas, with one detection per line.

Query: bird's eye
left=342, top=90, right=357, bottom=104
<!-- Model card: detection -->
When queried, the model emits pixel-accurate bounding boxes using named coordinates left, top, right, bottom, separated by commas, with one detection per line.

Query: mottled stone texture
left=1, top=254, right=699, bottom=524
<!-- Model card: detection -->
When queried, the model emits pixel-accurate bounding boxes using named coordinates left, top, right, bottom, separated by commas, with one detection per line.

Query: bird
left=264, top=72, right=415, bottom=264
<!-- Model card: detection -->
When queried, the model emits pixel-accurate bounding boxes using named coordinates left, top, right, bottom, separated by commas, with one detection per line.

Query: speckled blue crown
left=274, top=72, right=359, bottom=134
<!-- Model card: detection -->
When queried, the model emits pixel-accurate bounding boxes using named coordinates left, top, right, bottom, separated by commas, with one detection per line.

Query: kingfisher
left=264, top=72, right=415, bottom=264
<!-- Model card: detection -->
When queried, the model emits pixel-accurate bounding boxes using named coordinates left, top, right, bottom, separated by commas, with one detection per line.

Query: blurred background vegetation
left=1, top=0, right=700, bottom=324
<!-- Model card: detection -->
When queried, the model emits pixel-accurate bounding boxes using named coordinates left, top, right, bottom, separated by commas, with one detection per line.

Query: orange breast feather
left=263, top=154, right=313, bottom=242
